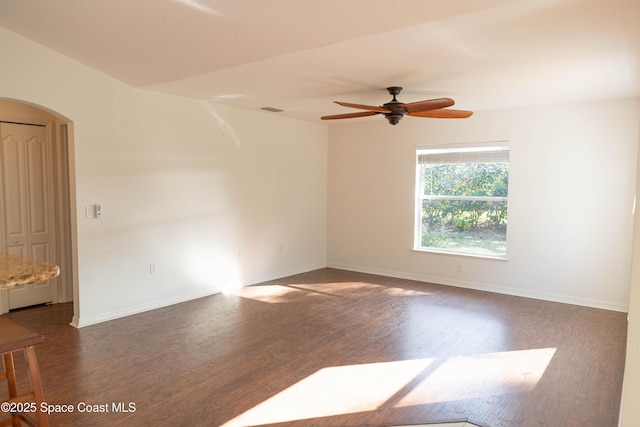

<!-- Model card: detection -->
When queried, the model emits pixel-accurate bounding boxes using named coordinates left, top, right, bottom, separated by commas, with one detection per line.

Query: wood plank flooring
left=0, top=268, right=628, bottom=427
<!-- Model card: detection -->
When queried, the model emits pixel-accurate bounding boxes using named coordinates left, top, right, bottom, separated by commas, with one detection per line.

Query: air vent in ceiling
left=261, top=107, right=284, bottom=113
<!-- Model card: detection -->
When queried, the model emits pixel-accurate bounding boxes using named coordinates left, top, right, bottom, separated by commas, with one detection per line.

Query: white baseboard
left=327, top=262, right=629, bottom=313
left=72, top=261, right=327, bottom=328
left=71, top=259, right=627, bottom=328
left=73, top=288, right=219, bottom=328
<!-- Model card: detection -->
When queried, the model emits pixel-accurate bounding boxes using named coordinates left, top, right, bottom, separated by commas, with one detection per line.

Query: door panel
left=27, top=132, right=48, bottom=233
left=0, top=122, right=53, bottom=309
left=25, top=128, right=51, bottom=254
left=1, top=125, right=28, bottom=255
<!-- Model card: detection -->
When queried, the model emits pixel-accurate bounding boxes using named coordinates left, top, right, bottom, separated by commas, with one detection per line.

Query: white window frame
left=414, top=141, right=510, bottom=259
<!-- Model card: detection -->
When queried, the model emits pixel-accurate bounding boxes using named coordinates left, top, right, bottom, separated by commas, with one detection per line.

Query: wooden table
left=0, top=252, right=58, bottom=427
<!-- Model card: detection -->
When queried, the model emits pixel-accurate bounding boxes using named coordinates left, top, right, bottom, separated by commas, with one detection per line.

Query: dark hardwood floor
left=0, top=268, right=628, bottom=427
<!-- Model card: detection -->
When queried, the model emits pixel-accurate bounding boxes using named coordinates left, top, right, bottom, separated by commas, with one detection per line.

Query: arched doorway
left=0, top=98, right=77, bottom=324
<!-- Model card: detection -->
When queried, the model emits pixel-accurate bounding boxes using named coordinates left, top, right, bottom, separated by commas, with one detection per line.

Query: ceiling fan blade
left=334, top=101, right=391, bottom=113
left=409, top=108, right=474, bottom=119
left=402, top=98, right=455, bottom=114
left=321, top=111, right=381, bottom=120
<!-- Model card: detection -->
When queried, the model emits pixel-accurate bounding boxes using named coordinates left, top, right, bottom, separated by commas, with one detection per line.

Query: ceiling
left=0, top=0, right=639, bottom=124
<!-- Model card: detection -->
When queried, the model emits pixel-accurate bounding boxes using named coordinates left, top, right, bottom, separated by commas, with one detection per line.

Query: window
left=415, top=142, right=509, bottom=258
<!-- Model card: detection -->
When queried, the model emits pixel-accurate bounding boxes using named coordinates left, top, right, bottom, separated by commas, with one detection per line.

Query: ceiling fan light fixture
left=385, top=113, right=404, bottom=125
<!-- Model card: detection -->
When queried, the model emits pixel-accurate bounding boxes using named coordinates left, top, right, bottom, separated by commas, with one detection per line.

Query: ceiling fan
left=321, top=87, right=473, bottom=125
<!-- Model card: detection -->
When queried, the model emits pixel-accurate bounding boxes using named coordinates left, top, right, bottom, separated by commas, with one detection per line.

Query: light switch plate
left=85, top=204, right=101, bottom=219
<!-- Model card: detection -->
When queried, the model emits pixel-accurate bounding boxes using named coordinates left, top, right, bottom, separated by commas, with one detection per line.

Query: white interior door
left=0, top=122, right=54, bottom=309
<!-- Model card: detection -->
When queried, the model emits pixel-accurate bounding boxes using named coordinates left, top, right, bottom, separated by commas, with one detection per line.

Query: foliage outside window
left=415, top=143, right=509, bottom=258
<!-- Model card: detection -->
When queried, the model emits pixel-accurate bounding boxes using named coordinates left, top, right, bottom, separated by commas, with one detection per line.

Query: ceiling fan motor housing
left=384, top=87, right=406, bottom=125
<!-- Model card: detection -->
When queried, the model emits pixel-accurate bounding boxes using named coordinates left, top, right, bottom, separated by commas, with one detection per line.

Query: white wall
left=328, top=98, right=640, bottom=311
left=0, top=27, right=327, bottom=326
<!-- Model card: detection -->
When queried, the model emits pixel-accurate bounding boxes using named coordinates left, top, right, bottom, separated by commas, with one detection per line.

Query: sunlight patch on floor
left=395, top=347, right=557, bottom=407
left=230, top=284, right=313, bottom=303
left=220, top=358, right=434, bottom=426
left=230, top=281, right=432, bottom=303
left=219, top=348, right=555, bottom=427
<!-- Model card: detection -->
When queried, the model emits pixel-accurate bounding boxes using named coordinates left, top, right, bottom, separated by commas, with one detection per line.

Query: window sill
left=412, top=247, right=508, bottom=261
